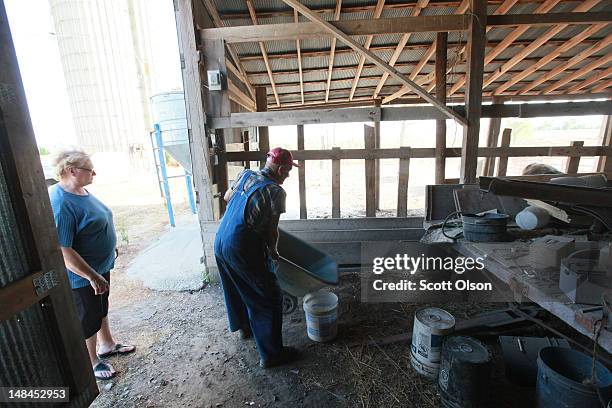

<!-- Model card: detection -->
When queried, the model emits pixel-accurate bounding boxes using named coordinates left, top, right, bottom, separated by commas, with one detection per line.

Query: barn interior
left=1, top=0, right=612, bottom=407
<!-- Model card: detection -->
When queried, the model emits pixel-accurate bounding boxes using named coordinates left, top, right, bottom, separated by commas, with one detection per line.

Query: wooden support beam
left=332, top=147, right=341, bottom=218
left=435, top=32, right=448, bottom=184
left=493, top=24, right=607, bottom=95
left=597, top=115, right=612, bottom=173
left=487, top=12, right=612, bottom=27
left=397, top=147, right=411, bottom=217
left=374, top=99, right=381, bottom=210
left=592, top=79, right=612, bottom=94
left=483, top=104, right=502, bottom=176
left=543, top=54, right=612, bottom=94
left=567, top=66, right=612, bottom=95
left=297, top=125, right=307, bottom=219
left=325, top=1, right=343, bottom=103
left=228, top=79, right=256, bottom=111
left=202, top=0, right=255, bottom=99
left=255, top=87, right=270, bottom=168
left=460, top=0, right=487, bottom=184
left=565, top=141, right=584, bottom=173
left=246, top=0, right=280, bottom=107
left=175, top=0, right=216, bottom=221
left=482, top=0, right=602, bottom=91
left=210, top=101, right=612, bottom=129
left=373, top=0, right=430, bottom=99
left=449, top=0, right=561, bottom=96
left=242, top=130, right=250, bottom=169
left=294, top=10, right=304, bottom=105
left=349, top=0, right=385, bottom=101
left=282, top=0, right=468, bottom=125
left=224, top=145, right=612, bottom=162
left=496, top=128, right=512, bottom=176
left=201, top=13, right=469, bottom=43
left=364, top=125, right=376, bottom=217
left=520, top=33, right=612, bottom=94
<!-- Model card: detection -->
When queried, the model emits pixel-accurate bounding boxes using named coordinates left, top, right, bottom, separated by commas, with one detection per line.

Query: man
left=214, top=147, right=300, bottom=368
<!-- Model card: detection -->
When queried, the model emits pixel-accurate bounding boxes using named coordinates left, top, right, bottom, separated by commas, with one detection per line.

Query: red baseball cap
left=267, top=147, right=301, bottom=167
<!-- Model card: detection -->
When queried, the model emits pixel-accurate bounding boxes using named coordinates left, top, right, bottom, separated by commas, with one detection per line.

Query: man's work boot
left=259, top=347, right=299, bottom=369
left=239, top=327, right=252, bottom=340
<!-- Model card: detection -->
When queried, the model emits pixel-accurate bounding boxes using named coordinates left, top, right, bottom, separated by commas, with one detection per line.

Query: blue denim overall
left=214, top=170, right=283, bottom=361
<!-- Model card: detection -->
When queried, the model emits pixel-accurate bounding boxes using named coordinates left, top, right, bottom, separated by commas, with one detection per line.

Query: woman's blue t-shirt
left=48, top=184, right=117, bottom=288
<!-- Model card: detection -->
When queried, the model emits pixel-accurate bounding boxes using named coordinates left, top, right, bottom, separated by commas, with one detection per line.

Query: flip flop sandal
left=98, top=343, right=136, bottom=359
left=93, top=361, right=117, bottom=381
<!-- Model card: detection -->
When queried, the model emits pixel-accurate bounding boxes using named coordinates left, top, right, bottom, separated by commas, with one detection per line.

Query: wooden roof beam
left=519, top=33, right=612, bottom=94
left=482, top=0, right=603, bottom=91
left=202, top=0, right=255, bottom=100
left=349, top=0, right=385, bottom=101
left=325, top=0, right=343, bottom=103
left=448, top=0, right=561, bottom=96
left=493, top=23, right=607, bottom=95
left=294, top=10, right=304, bottom=105
left=372, top=0, right=430, bottom=99
left=591, top=79, right=612, bottom=94
left=543, top=54, right=612, bottom=94
left=567, top=66, right=612, bottom=94
left=385, top=0, right=515, bottom=104
left=281, top=0, right=467, bottom=125
left=246, top=0, right=280, bottom=107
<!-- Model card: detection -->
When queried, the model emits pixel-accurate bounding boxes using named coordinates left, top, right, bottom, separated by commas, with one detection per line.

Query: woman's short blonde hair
left=53, top=149, right=91, bottom=179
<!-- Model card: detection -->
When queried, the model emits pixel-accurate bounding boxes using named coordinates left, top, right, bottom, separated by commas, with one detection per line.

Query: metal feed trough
left=277, top=229, right=338, bottom=314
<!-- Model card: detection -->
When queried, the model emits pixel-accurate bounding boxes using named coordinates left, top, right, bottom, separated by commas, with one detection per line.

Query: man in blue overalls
left=214, top=147, right=300, bottom=368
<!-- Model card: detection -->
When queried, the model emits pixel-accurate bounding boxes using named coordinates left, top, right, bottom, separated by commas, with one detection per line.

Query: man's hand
left=89, top=273, right=109, bottom=295
left=269, top=248, right=280, bottom=261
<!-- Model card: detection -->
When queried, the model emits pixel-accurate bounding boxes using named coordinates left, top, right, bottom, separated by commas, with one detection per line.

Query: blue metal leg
left=185, top=171, right=197, bottom=214
left=154, top=124, right=175, bottom=227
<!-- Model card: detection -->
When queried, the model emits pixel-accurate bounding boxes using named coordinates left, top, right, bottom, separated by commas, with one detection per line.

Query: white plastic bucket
left=410, top=307, right=455, bottom=378
left=303, top=291, right=338, bottom=342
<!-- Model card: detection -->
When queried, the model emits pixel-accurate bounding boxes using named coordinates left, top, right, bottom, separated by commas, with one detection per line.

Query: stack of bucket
left=410, top=307, right=456, bottom=379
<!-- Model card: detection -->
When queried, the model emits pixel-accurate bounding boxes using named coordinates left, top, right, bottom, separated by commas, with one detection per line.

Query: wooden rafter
left=246, top=0, right=280, bottom=107
left=591, top=79, right=612, bottom=93
left=325, top=0, right=343, bottom=103
left=493, top=23, right=606, bottom=95
left=384, top=0, right=516, bottom=104
left=481, top=0, right=603, bottom=91
left=294, top=9, right=304, bottom=104
left=372, top=0, right=429, bottom=99
left=448, top=0, right=561, bottom=96
left=349, top=0, right=385, bottom=101
left=202, top=0, right=255, bottom=100
left=543, top=54, right=612, bottom=94
left=567, top=66, right=612, bottom=94
left=519, top=33, right=612, bottom=94
left=281, top=0, right=467, bottom=125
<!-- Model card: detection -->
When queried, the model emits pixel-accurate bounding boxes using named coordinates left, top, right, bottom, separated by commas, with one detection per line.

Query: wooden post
left=364, top=125, right=376, bottom=217
left=397, top=147, right=411, bottom=217
left=174, top=0, right=215, bottom=220
left=332, top=147, right=341, bottom=218
left=435, top=32, right=448, bottom=184
left=242, top=130, right=250, bottom=169
left=374, top=98, right=381, bottom=210
left=297, top=125, right=307, bottom=219
left=565, top=141, right=584, bottom=174
left=202, top=38, right=231, bottom=215
left=256, top=87, right=270, bottom=168
left=496, top=128, right=512, bottom=177
left=597, top=115, right=612, bottom=173
left=460, top=0, right=487, bottom=184
left=483, top=97, right=503, bottom=176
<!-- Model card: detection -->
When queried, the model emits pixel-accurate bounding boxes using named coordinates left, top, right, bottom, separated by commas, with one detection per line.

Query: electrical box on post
left=207, top=70, right=223, bottom=91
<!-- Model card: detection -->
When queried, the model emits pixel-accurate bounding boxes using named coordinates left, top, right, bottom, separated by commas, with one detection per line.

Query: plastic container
left=410, top=307, right=456, bottom=379
left=536, top=346, right=612, bottom=408
left=516, top=206, right=551, bottom=230
left=303, top=291, right=338, bottom=342
left=438, top=336, right=493, bottom=408
left=462, top=213, right=509, bottom=242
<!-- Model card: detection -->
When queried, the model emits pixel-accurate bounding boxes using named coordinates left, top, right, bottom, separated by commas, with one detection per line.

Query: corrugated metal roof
left=211, top=0, right=612, bottom=107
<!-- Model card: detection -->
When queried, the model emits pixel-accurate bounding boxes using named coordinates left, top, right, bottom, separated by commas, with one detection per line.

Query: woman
left=48, top=149, right=135, bottom=380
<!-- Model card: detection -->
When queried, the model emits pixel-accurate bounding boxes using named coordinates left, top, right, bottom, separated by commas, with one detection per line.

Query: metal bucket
left=536, top=347, right=612, bottom=408
left=461, top=213, right=509, bottom=242
left=438, top=336, right=493, bottom=408
left=410, top=307, right=455, bottom=379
